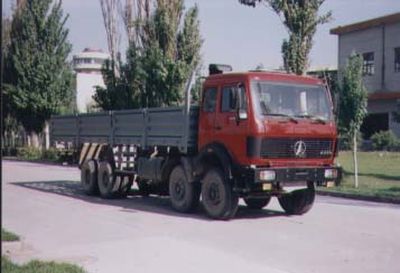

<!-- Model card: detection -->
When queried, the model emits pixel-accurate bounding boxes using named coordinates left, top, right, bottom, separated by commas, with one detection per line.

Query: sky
left=3, top=0, right=400, bottom=72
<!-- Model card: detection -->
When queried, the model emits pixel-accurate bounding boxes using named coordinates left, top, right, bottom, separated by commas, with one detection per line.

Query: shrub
left=42, top=147, right=60, bottom=161
left=16, top=146, right=61, bottom=162
left=370, top=130, right=399, bottom=151
left=17, top=146, right=42, bottom=160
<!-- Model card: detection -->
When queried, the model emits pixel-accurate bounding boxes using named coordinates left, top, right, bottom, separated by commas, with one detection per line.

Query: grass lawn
left=1, top=256, right=86, bottom=273
left=1, top=229, right=19, bottom=242
left=319, top=151, right=400, bottom=201
left=1, top=229, right=86, bottom=273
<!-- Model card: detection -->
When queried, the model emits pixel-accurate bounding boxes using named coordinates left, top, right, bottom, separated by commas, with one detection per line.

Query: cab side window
left=221, top=86, right=236, bottom=112
left=203, top=88, right=217, bottom=112
left=221, top=85, right=247, bottom=112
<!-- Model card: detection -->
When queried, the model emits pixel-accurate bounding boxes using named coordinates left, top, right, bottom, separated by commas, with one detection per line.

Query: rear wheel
left=80, top=160, right=99, bottom=195
left=278, top=182, right=315, bottom=215
left=97, top=161, right=120, bottom=199
left=169, top=165, right=200, bottom=213
left=201, top=168, right=238, bottom=220
left=244, top=196, right=271, bottom=209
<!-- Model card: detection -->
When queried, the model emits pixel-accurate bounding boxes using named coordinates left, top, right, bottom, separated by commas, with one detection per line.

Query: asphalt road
left=2, top=160, right=400, bottom=273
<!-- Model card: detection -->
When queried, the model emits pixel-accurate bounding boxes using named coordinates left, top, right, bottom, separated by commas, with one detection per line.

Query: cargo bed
left=50, top=106, right=199, bottom=153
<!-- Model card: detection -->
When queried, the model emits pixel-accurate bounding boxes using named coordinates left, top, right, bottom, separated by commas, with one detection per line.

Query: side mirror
left=235, top=83, right=248, bottom=123
left=238, top=109, right=248, bottom=120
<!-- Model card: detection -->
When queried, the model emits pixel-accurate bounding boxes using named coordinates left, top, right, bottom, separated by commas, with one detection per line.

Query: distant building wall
left=385, top=22, right=400, bottom=91
left=76, top=73, right=105, bottom=112
left=338, top=26, right=383, bottom=93
left=73, top=48, right=109, bottom=113
left=331, top=13, right=400, bottom=138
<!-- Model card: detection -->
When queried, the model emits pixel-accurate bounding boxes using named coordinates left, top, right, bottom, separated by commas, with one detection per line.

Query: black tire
left=97, top=161, right=120, bottom=199
left=244, top=196, right=271, bottom=209
left=169, top=165, right=200, bottom=213
left=201, top=168, right=238, bottom=220
left=278, top=182, right=315, bottom=215
left=80, top=160, right=99, bottom=195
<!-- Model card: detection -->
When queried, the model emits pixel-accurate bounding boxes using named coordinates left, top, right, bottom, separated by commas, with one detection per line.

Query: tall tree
left=94, top=1, right=202, bottom=110
left=100, top=0, right=121, bottom=76
left=339, top=53, right=368, bottom=188
left=3, top=0, right=73, bottom=148
left=239, top=0, right=331, bottom=75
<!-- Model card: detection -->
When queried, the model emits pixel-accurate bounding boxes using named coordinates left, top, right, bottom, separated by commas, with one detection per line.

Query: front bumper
left=252, top=166, right=342, bottom=185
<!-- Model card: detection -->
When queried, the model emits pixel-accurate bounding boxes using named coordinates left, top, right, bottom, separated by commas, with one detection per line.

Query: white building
left=73, top=48, right=110, bottom=112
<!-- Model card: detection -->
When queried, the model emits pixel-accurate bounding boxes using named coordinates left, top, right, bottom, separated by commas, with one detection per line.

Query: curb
left=317, top=190, right=400, bottom=205
left=2, top=157, right=77, bottom=167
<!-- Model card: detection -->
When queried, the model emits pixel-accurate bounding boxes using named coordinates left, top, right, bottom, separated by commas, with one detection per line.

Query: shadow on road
left=10, top=180, right=287, bottom=220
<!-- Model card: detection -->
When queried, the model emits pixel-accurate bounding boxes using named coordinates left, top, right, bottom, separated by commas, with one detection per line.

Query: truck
left=51, top=64, right=341, bottom=220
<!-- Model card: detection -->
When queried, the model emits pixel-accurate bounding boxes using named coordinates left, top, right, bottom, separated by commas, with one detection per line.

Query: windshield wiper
left=266, top=113, right=298, bottom=124
left=295, top=114, right=327, bottom=124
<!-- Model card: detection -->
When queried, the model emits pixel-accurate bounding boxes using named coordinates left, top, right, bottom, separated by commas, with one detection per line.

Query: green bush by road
left=319, top=151, right=400, bottom=202
left=1, top=256, right=86, bottom=273
left=1, top=229, right=19, bottom=242
left=1, top=229, right=86, bottom=273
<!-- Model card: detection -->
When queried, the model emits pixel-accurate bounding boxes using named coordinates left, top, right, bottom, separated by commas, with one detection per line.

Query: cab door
left=198, top=86, right=218, bottom=150
left=213, top=83, right=249, bottom=163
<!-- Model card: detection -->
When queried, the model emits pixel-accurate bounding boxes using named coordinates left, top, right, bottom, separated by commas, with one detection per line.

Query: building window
left=362, top=52, right=374, bottom=76
left=395, top=47, right=400, bottom=73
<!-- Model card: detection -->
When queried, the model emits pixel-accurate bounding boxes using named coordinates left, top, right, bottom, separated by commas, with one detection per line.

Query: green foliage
left=239, top=0, right=331, bottom=75
left=42, top=147, right=60, bottom=161
left=3, top=0, right=73, bottom=134
left=338, top=53, right=368, bottom=142
left=94, top=1, right=202, bottom=110
left=17, top=147, right=42, bottom=160
left=1, top=256, right=86, bottom=273
left=16, top=146, right=60, bottom=161
left=371, top=131, right=399, bottom=151
left=1, top=229, right=19, bottom=242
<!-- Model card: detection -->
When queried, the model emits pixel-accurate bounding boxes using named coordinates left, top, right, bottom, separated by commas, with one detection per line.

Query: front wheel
left=278, top=182, right=315, bottom=215
left=201, top=168, right=238, bottom=220
left=169, top=165, right=200, bottom=213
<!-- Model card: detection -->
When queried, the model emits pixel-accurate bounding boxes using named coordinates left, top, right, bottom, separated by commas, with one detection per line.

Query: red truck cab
left=196, top=68, right=340, bottom=217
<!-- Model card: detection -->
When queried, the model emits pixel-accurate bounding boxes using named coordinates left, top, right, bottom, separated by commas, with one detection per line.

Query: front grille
left=261, top=138, right=334, bottom=159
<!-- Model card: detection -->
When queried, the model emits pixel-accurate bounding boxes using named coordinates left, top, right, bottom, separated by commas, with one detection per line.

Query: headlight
left=324, top=169, right=338, bottom=179
left=259, top=170, right=276, bottom=181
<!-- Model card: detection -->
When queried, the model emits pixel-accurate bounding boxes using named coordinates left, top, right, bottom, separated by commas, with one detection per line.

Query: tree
left=239, top=0, right=331, bottom=75
left=94, top=0, right=202, bottom=110
left=100, top=0, right=121, bottom=76
left=3, top=0, right=73, bottom=148
left=339, top=53, right=368, bottom=188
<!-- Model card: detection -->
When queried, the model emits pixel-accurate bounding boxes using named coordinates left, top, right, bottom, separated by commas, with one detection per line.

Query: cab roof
left=205, top=71, right=324, bottom=86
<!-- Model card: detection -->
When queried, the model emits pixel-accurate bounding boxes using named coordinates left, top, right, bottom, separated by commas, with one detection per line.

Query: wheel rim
left=207, top=182, right=221, bottom=206
left=173, top=179, right=186, bottom=201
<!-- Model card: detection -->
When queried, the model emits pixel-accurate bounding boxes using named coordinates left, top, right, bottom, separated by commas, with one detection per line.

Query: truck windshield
left=251, top=81, right=332, bottom=121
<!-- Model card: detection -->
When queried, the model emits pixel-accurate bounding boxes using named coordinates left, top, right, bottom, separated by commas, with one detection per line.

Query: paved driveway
left=2, top=160, right=400, bottom=273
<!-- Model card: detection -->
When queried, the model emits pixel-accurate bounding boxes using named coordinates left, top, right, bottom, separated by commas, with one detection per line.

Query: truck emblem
left=294, top=141, right=306, bottom=157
